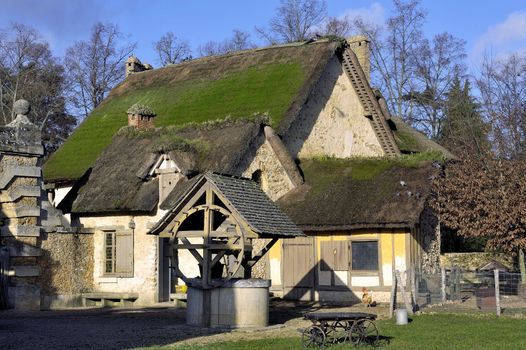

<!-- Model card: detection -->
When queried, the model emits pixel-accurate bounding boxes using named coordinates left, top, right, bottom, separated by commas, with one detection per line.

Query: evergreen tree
left=438, top=77, right=489, bottom=159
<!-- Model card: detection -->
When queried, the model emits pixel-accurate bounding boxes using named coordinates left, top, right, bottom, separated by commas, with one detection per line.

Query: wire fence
left=413, top=268, right=526, bottom=315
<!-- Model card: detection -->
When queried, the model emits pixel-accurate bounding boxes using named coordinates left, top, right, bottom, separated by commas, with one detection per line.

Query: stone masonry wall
left=283, top=56, right=384, bottom=159
left=39, top=232, right=94, bottom=297
left=0, top=101, right=44, bottom=310
left=241, top=138, right=295, bottom=201
left=420, top=204, right=441, bottom=274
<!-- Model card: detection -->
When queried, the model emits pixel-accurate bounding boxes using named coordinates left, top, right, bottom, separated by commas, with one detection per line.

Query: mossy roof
left=390, top=116, right=455, bottom=158
left=277, top=155, right=441, bottom=230
left=43, top=40, right=340, bottom=183
left=62, top=119, right=263, bottom=214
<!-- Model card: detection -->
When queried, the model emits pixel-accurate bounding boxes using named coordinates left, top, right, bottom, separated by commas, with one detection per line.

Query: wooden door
left=282, top=236, right=315, bottom=300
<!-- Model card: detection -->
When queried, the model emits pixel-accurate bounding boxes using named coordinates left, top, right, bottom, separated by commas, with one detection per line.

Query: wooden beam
left=202, top=185, right=213, bottom=288
left=176, top=230, right=239, bottom=238
left=246, top=238, right=278, bottom=268
left=172, top=243, right=247, bottom=251
left=179, top=237, right=203, bottom=264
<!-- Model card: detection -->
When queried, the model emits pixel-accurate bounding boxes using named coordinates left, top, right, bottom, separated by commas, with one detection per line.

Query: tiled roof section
left=157, top=173, right=303, bottom=238
left=206, top=173, right=303, bottom=237
left=160, top=175, right=202, bottom=210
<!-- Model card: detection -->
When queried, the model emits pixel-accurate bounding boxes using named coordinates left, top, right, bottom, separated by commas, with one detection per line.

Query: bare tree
left=410, top=33, right=467, bottom=138
left=354, top=0, right=425, bottom=121
left=0, top=23, right=51, bottom=124
left=255, top=0, right=327, bottom=44
left=0, top=22, right=75, bottom=152
left=477, top=53, right=526, bottom=158
left=198, top=29, right=255, bottom=57
left=64, top=22, right=136, bottom=119
left=321, top=16, right=353, bottom=38
left=153, top=32, right=191, bottom=66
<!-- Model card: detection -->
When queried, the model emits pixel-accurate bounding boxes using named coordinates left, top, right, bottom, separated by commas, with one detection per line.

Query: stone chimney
left=125, top=56, right=153, bottom=78
left=127, top=103, right=156, bottom=129
left=348, top=35, right=370, bottom=82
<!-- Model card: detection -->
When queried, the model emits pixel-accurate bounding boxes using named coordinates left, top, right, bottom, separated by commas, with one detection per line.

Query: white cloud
left=472, top=11, right=526, bottom=61
left=338, top=2, right=385, bottom=26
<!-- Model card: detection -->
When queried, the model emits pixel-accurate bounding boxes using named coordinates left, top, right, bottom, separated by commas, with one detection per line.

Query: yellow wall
left=272, top=229, right=412, bottom=291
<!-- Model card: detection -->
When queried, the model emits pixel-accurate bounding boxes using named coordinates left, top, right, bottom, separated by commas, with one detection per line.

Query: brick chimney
left=348, top=35, right=370, bottom=82
left=127, top=103, right=156, bottom=129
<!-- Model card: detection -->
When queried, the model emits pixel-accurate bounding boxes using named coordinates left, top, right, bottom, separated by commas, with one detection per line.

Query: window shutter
left=115, top=232, right=134, bottom=276
left=320, top=241, right=334, bottom=271
left=320, top=241, right=349, bottom=271
left=332, top=241, right=349, bottom=271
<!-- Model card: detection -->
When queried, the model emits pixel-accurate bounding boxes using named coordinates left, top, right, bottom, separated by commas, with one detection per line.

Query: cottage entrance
left=282, top=236, right=315, bottom=300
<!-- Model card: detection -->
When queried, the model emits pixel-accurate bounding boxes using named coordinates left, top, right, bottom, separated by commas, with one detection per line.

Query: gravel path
left=0, top=301, right=388, bottom=349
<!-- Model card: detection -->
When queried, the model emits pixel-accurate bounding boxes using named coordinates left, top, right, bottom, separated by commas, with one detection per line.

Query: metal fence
left=414, top=268, right=526, bottom=315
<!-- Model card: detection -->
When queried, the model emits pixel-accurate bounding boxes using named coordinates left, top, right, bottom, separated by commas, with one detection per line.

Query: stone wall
left=441, top=253, right=514, bottom=271
left=241, top=138, right=295, bottom=201
left=283, top=56, right=384, bottom=159
left=0, top=101, right=44, bottom=310
left=39, top=232, right=94, bottom=304
left=78, top=213, right=164, bottom=306
left=419, top=204, right=441, bottom=274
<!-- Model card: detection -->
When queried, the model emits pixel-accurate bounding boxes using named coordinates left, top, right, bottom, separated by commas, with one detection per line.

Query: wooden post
left=396, top=270, right=413, bottom=314
left=202, top=185, right=214, bottom=289
left=441, top=267, right=446, bottom=303
left=410, top=267, right=418, bottom=312
left=389, top=269, right=397, bottom=318
left=494, top=269, right=501, bottom=316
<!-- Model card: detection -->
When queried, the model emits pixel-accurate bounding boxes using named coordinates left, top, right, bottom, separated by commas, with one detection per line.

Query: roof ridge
left=155, top=39, right=337, bottom=71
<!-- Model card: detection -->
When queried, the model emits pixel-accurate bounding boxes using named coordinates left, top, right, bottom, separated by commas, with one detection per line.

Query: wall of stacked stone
left=0, top=100, right=44, bottom=310
left=420, top=204, right=441, bottom=274
left=39, top=232, right=94, bottom=296
left=441, top=252, right=514, bottom=271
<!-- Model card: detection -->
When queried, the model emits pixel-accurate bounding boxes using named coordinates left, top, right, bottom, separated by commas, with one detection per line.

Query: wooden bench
left=81, top=292, right=139, bottom=307
left=169, top=293, right=187, bottom=308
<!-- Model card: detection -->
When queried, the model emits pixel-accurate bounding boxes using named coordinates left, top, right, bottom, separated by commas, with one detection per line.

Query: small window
left=351, top=241, right=378, bottom=271
left=105, top=232, right=116, bottom=274
left=104, top=231, right=134, bottom=277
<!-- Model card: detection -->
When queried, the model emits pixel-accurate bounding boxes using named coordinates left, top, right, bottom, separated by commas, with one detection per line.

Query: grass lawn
left=152, top=314, right=526, bottom=350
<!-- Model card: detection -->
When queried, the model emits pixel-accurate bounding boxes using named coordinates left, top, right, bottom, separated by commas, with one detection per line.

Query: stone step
left=8, top=243, right=41, bottom=257
left=1, top=225, right=41, bottom=237
left=0, top=185, right=40, bottom=202
left=8, top=266, right=40, bottom=277
left=0, top=205, right=40, bottom=218
left=0, top=165, right=40, bottom=189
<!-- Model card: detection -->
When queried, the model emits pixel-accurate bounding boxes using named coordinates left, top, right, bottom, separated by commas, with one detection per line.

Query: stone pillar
left=0, top=100, right=44, bottom=310
left=348, top=35, right=371, bottom=82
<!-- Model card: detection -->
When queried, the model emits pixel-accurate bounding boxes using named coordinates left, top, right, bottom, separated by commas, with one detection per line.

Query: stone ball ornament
left=13, top=99, right=31, bottom=116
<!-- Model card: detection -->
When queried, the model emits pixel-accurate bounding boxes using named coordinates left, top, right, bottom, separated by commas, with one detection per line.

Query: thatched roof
left=390, top=117, right=455, bottom=158
left=151, top=173, right=303, bottom=238
left=277, top=157, right=440, bottom=230
left=64, top=119, right=263, bottom=214
left=44, top=40, right=341, bottom=183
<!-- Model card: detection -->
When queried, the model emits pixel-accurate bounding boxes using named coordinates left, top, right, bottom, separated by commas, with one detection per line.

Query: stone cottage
left=2, top=36, right=453, bottom=309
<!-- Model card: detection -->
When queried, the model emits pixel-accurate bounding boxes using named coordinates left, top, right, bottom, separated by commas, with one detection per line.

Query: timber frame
left=155, top=178, right=282, bottom=289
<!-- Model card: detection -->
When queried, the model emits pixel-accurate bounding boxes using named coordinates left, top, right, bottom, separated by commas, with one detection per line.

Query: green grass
left=43, top=62, right=306, bottom=182
left=141, top=314, right=526, bottom=350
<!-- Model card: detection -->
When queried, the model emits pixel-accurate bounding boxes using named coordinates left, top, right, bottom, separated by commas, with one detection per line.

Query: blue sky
left=1, top=0, right=525, bottom=68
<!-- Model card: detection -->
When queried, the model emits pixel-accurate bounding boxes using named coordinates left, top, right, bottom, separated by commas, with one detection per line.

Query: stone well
left=186, top=279, right=270, bottom=328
